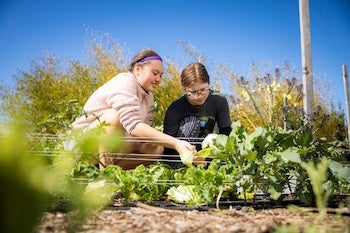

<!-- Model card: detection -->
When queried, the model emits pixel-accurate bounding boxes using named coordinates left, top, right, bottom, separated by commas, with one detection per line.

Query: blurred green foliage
left=0, top=121, right=117, bottom=233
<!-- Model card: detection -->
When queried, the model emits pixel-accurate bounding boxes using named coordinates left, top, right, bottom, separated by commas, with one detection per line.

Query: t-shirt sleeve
left=163, top=103, right=180, bottom=137
left=217, top=96, right=232, bottom=135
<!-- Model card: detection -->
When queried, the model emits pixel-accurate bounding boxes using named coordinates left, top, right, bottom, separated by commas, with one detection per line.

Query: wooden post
left=283, top=96, right=288, bottom=131
left=342, top=65, right=350, bottom=147
left=299, top=0, right=314, bottom=122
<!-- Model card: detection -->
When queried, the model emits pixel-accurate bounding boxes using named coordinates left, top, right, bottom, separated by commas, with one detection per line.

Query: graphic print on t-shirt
left=198, top=116, right=215, bottom=137
left=177, top=116, right=200, bottom=138
left=178, top=115, right=216, bottom=138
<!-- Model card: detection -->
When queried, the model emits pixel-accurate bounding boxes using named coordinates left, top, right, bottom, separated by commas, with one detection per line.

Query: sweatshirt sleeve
left=106, top=73, right=149, bottom=134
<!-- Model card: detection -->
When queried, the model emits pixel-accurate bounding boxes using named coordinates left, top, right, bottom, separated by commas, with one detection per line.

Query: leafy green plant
left=100, top=162, right=175, bottom=202
left=199, top=121, right=301, bottom=200
left=197, top=120, right=350, bottom=204
left=167, top=160, right=229, bottom=206
left=301, top=157, right=333, bottom=218
left=273, top=158, right=349, bottom=233
left=61, top=120, right=349, bottom=212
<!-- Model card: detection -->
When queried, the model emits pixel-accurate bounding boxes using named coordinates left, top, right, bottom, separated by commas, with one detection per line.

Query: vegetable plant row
left=68, top=121, right=350, bottom=207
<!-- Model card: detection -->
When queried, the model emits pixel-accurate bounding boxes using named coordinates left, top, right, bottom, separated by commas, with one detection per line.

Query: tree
left=229, top=60, right=347, bottom=143
left=0, top=36, right=125, bottom=135
left=0, top=35, right=346, bottom=145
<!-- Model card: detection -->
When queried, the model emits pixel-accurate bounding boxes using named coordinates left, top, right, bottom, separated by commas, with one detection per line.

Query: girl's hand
left=175, top=140, right=196, bottom=155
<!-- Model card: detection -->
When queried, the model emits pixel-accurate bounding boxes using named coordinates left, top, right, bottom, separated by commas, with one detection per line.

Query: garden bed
left=35, top=202, right=350, bottom=233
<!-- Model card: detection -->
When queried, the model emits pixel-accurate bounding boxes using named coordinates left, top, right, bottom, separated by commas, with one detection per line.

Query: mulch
left=35, top=202, right=350, bottom=233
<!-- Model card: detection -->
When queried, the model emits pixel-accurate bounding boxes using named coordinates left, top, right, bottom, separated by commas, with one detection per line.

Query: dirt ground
left=35, top=202, right=350, bottom=233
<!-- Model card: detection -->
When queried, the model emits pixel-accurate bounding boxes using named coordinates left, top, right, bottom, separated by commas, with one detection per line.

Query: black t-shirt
left=162, top=92, right=232, bottom=164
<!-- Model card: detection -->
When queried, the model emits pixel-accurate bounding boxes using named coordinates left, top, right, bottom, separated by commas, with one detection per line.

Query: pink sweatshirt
left=72, top=71, right=154, bottom=134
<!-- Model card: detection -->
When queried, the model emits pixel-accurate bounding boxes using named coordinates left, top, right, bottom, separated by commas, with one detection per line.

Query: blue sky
left=1, top=0, right=349, bottom=110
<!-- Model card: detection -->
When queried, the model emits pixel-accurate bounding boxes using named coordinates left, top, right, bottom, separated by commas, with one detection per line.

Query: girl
left=72, top=49, right=196, bottom=170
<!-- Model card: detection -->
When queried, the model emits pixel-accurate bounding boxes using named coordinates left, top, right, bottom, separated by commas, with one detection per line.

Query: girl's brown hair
left=128, top=49, right=162, bottom=72
left=180, top=62, right=210, bottom=88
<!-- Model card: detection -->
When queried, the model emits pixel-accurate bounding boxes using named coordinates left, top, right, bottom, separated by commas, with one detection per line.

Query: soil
left=35, top=202, right=350, bottom=233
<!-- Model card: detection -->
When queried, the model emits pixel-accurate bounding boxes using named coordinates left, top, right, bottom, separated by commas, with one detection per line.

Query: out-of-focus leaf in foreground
left=0, top=122, right=116, bottom=233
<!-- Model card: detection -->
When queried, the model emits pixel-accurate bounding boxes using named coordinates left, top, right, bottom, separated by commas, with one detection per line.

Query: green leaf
left=196, top=148, right=211, bottom=158
left=201, top=134, right=218, bottom=149
left=246, top=150, right=257, bottom=162
left=264, top=153, right=278, bottom=164
left=180, top=150, right=194, bottom=167
left=279, top=148, right=301, bottom=164
left=247, top=127, right=264, bottom=149
left=296, top=127, right=313, bottom=147
left=328, top=160, right=350, bottom=183
left=225, top=134, right=236, bottom=154
left=215, top=134, right=228, bottom=148
left=166, top=185, right=202, bottom=205
left=268, top=186, right=282, bottom=200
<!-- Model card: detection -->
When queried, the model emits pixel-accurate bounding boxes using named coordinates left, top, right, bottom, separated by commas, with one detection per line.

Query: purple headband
left=137, top=55, right=163, bottom=63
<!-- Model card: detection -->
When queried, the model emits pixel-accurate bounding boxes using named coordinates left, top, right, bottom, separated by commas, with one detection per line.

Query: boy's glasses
left=186, top=88, right=210, bottom=98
